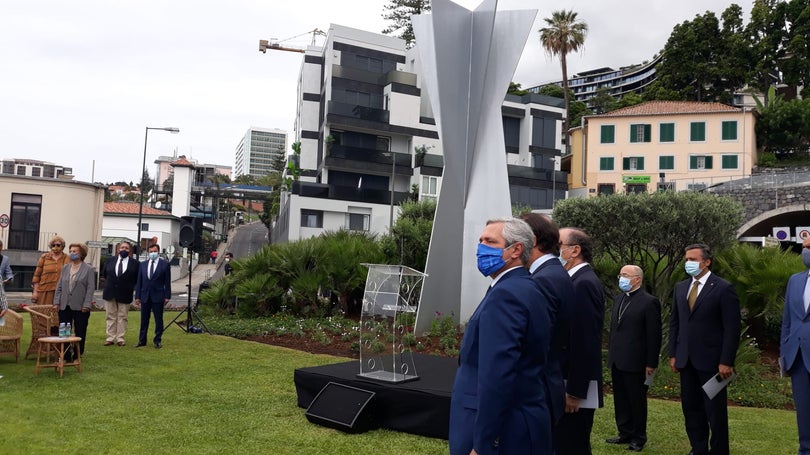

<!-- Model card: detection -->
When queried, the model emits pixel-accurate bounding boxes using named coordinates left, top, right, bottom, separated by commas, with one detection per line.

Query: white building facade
left=234, top=127, right=287, bottom=178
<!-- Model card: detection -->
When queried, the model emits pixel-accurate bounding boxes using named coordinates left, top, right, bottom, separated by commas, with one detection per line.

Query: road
left=208, top=221, right=268, bottom=282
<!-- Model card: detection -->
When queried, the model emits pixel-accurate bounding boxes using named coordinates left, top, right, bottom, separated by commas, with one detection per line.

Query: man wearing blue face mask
left=781, top=235, right=810, bottom=454
left=134, top=243, right=172, bottom=349
left=669, top=243, right=740, bottom=455
left=606, top=265, right=661, bottom=452
left=102, top=241, right=139, bottom=346
left=449, top=218, right=553, bottom=455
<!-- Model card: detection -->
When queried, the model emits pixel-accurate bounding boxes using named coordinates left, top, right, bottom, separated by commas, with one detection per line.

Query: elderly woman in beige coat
left=54, top=243, right=95, bottom=357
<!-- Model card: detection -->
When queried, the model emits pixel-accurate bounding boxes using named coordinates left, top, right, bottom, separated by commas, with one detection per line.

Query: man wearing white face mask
left=669, top=243, right=740, bottom=455
left=605, top=265, right=661, bottom=452
left=781, top=235, right=810, bottom=454
left=134, top=243, right=172, bottom=349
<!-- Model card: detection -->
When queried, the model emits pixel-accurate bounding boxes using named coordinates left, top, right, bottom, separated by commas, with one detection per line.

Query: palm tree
left=539, top=10, right=588, bottom=154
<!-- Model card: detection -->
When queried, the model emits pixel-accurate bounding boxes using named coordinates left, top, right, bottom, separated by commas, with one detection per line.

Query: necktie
left=117, top=259, right=123, bottom=277
left=149, top=260, right=155, bottom=280
left=688, top=280, right=700, bottom=311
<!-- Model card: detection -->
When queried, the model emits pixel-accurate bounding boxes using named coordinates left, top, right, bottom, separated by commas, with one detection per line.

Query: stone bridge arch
left=736, top=203, right=810, bottom=242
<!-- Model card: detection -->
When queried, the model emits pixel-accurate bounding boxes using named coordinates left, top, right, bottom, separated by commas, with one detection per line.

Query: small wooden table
left=35, top=336, right=82, bottom=377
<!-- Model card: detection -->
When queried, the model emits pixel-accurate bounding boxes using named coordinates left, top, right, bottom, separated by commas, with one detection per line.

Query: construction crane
left=259, top=28, right=325, bottom=54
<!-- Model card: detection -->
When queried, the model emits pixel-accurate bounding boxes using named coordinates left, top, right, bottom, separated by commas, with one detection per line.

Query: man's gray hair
left=486, top=217, right=534, bottom=265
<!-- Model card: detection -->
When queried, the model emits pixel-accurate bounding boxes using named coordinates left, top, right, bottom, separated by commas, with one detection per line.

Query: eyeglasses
left=51, top=243, right=63, bottom=247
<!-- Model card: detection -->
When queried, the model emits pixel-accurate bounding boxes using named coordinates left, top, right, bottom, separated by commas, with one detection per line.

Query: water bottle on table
left=59, top=323, right=66, bottom=338
left=66, top=323, right=71, bottom=337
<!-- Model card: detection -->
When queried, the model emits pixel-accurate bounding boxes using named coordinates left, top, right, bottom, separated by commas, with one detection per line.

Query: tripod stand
left=168, top=254, right=211, bottom=334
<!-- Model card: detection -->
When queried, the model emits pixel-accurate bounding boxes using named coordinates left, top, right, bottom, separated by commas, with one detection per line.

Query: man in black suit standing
left=134, top=243, right=172, bottom=349
left=555, top=227, right=605, bottom=455
left=606, top=264, right=662, bottom=452
left=102, top=241, right=139, bottom=346
left=520, top=213, right=574, bottom=430
left=669, top=243, right=740, bottom=455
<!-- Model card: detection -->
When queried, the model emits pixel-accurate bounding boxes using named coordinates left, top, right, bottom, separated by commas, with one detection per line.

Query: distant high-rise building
left=234, top=127, right=287, bottom=178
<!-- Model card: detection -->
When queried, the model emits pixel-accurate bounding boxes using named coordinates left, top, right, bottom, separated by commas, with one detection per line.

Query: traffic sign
left=0, top=214, right=8, bottom=228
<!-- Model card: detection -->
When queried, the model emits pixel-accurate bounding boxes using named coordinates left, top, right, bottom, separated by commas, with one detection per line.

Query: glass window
left=690, top=122, right=706, bottom=141
left=421, top=176, right=438, bottom=201
left=599, top=157, right=614, bottom=171
left=346, top=213, right=370, bottom=231
left=722, top=121, right=738, bottom=140
left=622, top=157, right=645, bottom=170
left=659, top=123, right=675, bottom=142
left=597, top=184, right=615, bottom=196
left=301, top=209, right=323, bottom=228
left=659, top=156, right=675, bottom=170
left=600, top=125, right=615, bottom=144
left=721, top=154, right=738, bottom=169
left=629, top=124, right=651, bottom=143
left=689, top=155, right=714, bottom=170
left=9, top=193, right=42, bottom=250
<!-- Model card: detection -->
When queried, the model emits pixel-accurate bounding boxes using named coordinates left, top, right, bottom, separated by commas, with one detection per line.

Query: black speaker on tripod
left=179, top=216, right=202, bottom=252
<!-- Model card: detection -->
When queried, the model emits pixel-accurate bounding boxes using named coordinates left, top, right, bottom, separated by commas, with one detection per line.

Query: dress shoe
left=135, top=343, right=146, bottom=348
left=104, top=340, right=114, bottom=346
left=154, top=342, right=162, bottom=349
left=606, top=436, right=631, bottom=444
left=627, top=442, right=644, bottom=452
left=117, top=341, right=126, bottom=346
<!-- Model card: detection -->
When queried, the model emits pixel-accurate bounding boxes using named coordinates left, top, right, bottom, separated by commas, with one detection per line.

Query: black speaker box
left=305, top=382, right=378, bottom=434
left=179, top=216, right=203, bottom=252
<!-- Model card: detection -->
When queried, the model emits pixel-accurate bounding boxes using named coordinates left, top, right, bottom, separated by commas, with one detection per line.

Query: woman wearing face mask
left=54, top=243, right=96, bottom=357
left=31, top=235, right=71, bottom=305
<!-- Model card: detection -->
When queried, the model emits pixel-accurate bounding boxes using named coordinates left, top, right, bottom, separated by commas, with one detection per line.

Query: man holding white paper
left=780, top=235, right=810, bottom=454
left=669, top=243, right=740, bottom=455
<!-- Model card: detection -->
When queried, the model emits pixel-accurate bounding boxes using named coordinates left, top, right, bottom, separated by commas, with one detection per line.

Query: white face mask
left=148, top=252, right=159, bottom=261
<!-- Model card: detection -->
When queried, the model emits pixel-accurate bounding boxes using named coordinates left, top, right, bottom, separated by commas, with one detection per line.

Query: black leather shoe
left=135, top=343, right=146, bottom=348
left=627, top=442, right=644, bottom=452
left=606, top=436, right=631, bottom=444
left=154, top=342, right=162, bottom=349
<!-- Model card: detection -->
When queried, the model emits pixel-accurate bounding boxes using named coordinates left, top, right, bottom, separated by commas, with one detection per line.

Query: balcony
left=328, top=101, right=389, bottom=124
left=292, top=181, right=410, bottom=206
left=332, top=65, right=418, bottom=88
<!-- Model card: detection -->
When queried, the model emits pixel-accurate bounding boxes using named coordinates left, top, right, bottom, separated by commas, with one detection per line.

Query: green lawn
left=0, top=312, right=800, bottom=454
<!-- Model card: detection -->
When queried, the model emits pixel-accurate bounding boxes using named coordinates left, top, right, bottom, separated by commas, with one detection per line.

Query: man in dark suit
left=781, top=236, right=810, bottom=454
left=134, top=243, right=172, bottom=349
left=554, top=227, right=605, bottom=455
left=449, top=218, right=553, bottom=455
left=606, top=264, right=662, bottom=452
left=669, top=243, right=740, bottom=455
left=520, top=212, right=574, bottom=429
left=102, top=241, right=139, bottom=346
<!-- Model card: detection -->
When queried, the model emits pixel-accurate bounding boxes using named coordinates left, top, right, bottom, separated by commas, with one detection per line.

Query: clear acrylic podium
left=357, top=264, right=427, bottom=383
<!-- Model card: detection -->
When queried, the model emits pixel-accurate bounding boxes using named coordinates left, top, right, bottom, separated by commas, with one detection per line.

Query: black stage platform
left=294, top=353, right=458, bottom=439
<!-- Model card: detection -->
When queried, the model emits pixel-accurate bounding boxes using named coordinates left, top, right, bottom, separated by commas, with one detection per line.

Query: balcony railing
left=292, top=181, right=410, bottom=205
left=328, top=101, right=390, bottom=123
left=329, top=144, right=410, bottom=167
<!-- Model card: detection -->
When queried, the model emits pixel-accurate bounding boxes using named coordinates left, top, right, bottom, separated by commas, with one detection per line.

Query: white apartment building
left=234, top=127, right=287, bottom=178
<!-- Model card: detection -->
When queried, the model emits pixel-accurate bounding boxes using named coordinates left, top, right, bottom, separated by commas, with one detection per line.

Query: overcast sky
left=0, top=0, right=750, bottom=184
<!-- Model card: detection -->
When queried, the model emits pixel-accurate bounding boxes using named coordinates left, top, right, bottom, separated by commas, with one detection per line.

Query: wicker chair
left=0, top=309, right=23, bottom=362
left=24, top=305, right=59, bottom=360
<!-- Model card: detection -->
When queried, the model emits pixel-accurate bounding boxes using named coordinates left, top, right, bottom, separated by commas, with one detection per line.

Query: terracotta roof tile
left=171, top=156, right=195, bottom=168
left=104, top=201, right=172, bottom=216
left=593, top=100, right=741, bottom=118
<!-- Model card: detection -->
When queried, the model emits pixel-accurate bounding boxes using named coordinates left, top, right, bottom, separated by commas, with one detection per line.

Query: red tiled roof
left=104, top=201, right=172, bottom=216
left=171, top=156, right=195, bottom=168
left=593, top=100, right=741, bottom=118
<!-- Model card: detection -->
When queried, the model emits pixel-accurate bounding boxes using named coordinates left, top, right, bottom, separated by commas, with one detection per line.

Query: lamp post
left=389, top=152, right=396, bottom=229
left=550, top=156, right=557, bottom=210
left=136, top=126, right=179, bottom=256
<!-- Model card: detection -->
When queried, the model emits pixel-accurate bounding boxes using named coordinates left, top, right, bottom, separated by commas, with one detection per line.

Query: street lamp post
left=550, top=156, right=557, bottom=210
left=136, top=126, right=179, bottom=256
left=389, top=152, right=396, bottom=229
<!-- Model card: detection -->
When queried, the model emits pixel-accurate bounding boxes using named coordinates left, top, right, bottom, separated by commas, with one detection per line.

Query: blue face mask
left=803, top=249, right=810, bottom=269
left=618, top=276, right=632, bottom=292
left=477, top=243, right=510, bottom=277
left=148, top=252, right=159, bottom=261
left=69, top=252, right=81, bottom=261
left=684, top=260, right=701, bottom=277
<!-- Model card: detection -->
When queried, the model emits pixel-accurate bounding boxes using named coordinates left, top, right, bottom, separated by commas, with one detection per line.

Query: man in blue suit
left=782, top=236, right=810, bottom=455
left=669, top=243, right=740, bottom=455
left=555, top=227, right=605, bottom=455
left=449, top=218, right=553, bottom=455
left=134, top=243, right=171, bottom=349
left=520, top=213, right=574, bottom=430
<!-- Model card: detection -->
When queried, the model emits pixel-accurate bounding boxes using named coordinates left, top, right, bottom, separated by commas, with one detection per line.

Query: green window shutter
left=691, top=122, right=706, bottom=141
left=601, top=125, right=615, bottom=143
left=644, top=124, right=651, bottom=142
left=622, top=157, right=630, bottom=170
left=637, top=157, right=645, bottom=170
left=722, top=155, right=738, bottom=169
left=600, top=157, right=614, bottom=170
left=689, top=156, right=697, bottom=169
left=660, top=123, right=674, bottom=142
left=659, top=156, right=674, bottom=169
left=705, top=156, right=713, bottom=169
left=629, top=125, right=638, bottom=143
left=722, top=121, right=738, bottom=140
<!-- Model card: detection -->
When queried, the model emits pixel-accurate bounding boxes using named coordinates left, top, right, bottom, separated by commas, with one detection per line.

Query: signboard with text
left=622, top=175, right=651, bottom=184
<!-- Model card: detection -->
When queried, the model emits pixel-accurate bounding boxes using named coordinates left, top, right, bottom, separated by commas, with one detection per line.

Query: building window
left=597, top=184, right=615, bottom=195
left=629, top=124, right=651, bottom=143
left=622, top=157, right=645, bottom=170
left=8, top=193, right=42, bottom=250
left=721, top=154, right=738, bottom=169
left=345, top=213, right=370, bottom=231
left=16, top=166, right=25, bottom=176
left=659, top=123, right=675, bottom=142
left=31, top=167, right=41, bottom=177
left=659, top=156, right=675, bottom=170
left=600, top=125, right=615, bottom=144
left=626, top=184, right=647, bottom=194
left=421, top=176, right=438, bottom=201
left=690, top=122, right=706, bottom=141
left=599, top=157, right=614, bottom=171
left=721, top=121, right=738, bottom=140
left=689, top=155, right=714, bottom=170
left=301, top=210, right=323, bottom=228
